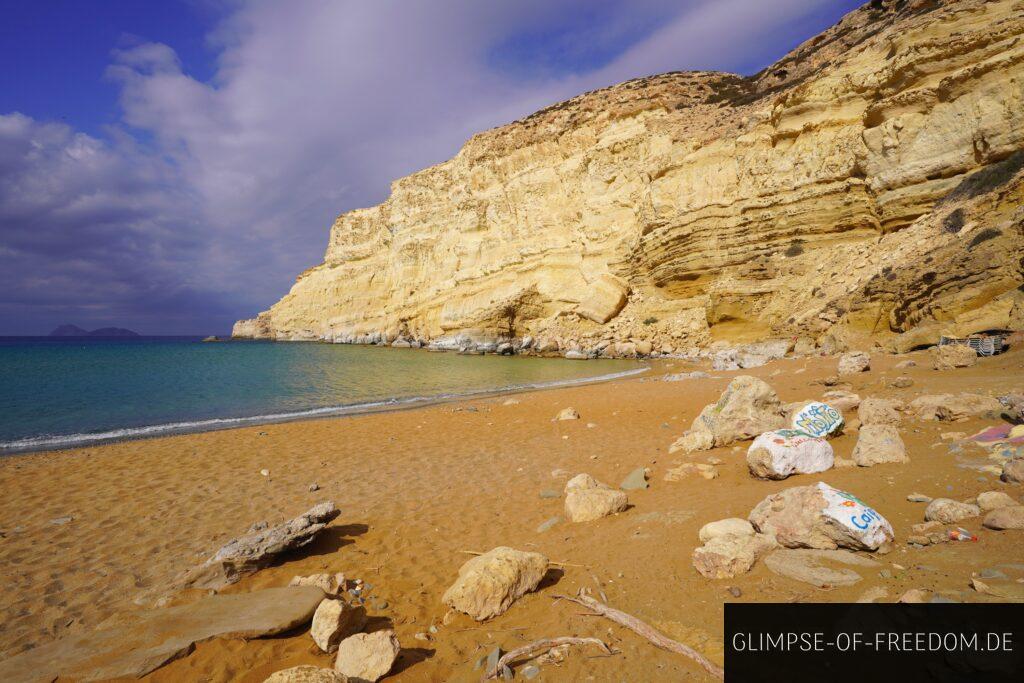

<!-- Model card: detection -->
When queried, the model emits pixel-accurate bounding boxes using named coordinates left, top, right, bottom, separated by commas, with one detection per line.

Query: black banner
left=725, top=603, right=1024, bottom=682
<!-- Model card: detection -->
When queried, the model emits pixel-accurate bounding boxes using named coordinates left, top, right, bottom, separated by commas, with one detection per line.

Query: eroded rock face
left=564, top=474, right=629, bottom=522
left=932, top=344, right=978, bottom=370
left=749, top=482, right=894, bottom=552
left=441, top=547, right=548, bottom=620
left=233, top=1, right=1024, bottom=354
left=670, top=376, right=786, bottom=453
left=334, top=631, right=400, bottom=682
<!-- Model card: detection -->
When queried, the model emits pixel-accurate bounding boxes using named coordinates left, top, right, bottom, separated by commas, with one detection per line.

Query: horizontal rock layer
left=236, top=0, right=1024, bottom=351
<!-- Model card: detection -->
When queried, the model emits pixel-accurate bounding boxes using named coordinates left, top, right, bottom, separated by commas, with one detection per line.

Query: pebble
left=539, top=489, right=560, bottom=499
left=50, top=516, right=73, bottom=526
left=308, top=482, right=320, bottom=492
left=522, top=665, right=541, bottom=679
left=907, top=493, right=932, bottom=503
left=536, top=516, right=561, bottom=533
left=414, top=632, right=431, bottom=641
left=727, top=586, right=742, bottom=598
left=260, top=469, right=270, bottom=477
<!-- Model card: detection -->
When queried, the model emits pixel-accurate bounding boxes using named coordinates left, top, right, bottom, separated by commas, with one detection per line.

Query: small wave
left=0, top=367, right=647, bottom=454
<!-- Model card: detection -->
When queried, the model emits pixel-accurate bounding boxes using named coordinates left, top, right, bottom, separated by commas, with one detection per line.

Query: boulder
left=0, top=587, right=327, bottom=682
left=790, top=402, right=844, bottom=437
left=1002, top=457, right=1024, bottom=483
left=291, top=572, right=346, bottom=596
left=908, top=394, right=1003, bottom=421
left=749, top=482, right=894, bottom=552
left=852, top=425, right=908, bottom=466
left=334, top=630, right=400, bottom=682
left=555, top=407, right=580, bottom=421
left=311, top=599, right=367, bottom=653
left=576, top=273, right=629, bottom=324
left=669, top=376, right=786, bottom=453
left=924, top=498, right=980, bottom=524
left=857, top=398, right=902, bottom=426
left=977, top=491, right=1017, bottom=512
left=181, top=502, right=340, bottom=590
left=982, top=505, right=1024, bottom=530
left=746, top=430, right=834, bottom=480
left=837, top=351, right=870, bottom=375
left=699, top=518, right=755, bottom=543
left=442, top=547, right=548, bottom=620
left=692, top=533, right=777, bottom=579
left=932, top=344, right=978, bottom=370
left=763, top=549, right=879, bottom=588
left=564, top=474, right=628, bottom=522
left=265, top=666, right=347, bottom=683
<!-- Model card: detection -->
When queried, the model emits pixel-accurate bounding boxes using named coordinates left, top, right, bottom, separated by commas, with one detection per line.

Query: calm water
left=0, top=337, right=643, bottom=453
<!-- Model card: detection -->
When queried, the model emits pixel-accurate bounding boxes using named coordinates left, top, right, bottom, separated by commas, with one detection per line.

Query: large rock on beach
left=746, top=430, right=834, bottom=480
left=857, top=398, right=902, bottom=426
left=1002, top=457, right=1024, bottom=483
left=749, top=482, right=894, bottom=552
left=908, top=394, right=1003, bottom=421
left=852, top=425, right=908, bottom=466
left=924, top=498, right=980, bottom=523
left=182, top=502, right=340, bottom=590
left=982, top=505, right=1024, bottom=530
left=334, top=630, right=400, bottom=682
left=932, top=344, right=978, bottom=370
left=564, top=473, right=628, bottom=522
left=670, top=376, right=786, bottom=453
left=837, top=351, right=870, bottom=375
left=442, top=546, right=548, bottom=620
left=977, top=491, right=1017, bottom=512
left=692, top=533, right=777, bottom=579
left=311, top=599, right=367, bottom=653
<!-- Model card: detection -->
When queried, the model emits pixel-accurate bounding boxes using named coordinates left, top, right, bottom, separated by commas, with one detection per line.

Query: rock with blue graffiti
left=791, top=401, right=844, bottom=437
left=746, top=430, right=834, bottom=480
left=749, top=482, right=894, bottom=552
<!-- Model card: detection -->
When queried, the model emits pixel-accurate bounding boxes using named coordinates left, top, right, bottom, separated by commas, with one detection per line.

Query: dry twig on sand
left=553, top=592, right=725, bottom=680
left=482, top=636, right=612, bottom=680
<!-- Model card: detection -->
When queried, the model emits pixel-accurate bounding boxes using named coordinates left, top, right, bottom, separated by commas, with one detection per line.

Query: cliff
left=235, top=0, right=1024, bottom=355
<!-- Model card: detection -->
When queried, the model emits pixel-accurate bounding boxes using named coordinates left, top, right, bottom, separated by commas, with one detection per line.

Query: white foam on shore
left=0, top=367, right=647, bottom=454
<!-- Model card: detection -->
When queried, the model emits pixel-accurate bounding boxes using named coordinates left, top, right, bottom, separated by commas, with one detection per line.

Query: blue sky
left=0, top=0, right=864, bottom=335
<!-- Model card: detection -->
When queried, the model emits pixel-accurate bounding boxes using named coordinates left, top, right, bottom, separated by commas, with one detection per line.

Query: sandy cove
left=1, top=348, right=1023, bottom=682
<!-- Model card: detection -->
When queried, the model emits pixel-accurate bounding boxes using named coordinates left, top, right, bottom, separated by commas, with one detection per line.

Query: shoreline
left=0, top=365, right=651, bottom=456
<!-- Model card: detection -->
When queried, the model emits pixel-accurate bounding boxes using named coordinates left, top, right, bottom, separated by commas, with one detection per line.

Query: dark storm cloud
left=0, top=0, right=846, bottom=334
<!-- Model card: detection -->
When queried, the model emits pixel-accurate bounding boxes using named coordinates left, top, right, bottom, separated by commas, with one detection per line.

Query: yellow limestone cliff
left=235, top=0, right=1024, bottom=354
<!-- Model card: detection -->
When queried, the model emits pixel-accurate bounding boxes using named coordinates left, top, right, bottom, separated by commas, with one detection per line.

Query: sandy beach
left=1, top=348, right=1023, bottom=682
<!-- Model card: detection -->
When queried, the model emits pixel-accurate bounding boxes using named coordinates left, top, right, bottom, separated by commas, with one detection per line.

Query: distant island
left=49, top=324, right=140, bottom=337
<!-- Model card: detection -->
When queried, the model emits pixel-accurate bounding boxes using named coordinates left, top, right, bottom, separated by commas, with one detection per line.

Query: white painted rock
left=790, top=402, right=844, bottom=437
left=746, top=430, right=834, bottom=480
left=749, top=482, right=894, bottom=552
left=334, top=630, right=400, bottom=682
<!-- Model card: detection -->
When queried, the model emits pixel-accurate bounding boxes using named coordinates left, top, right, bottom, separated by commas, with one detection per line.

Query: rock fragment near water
left=924, top=498, right=980, bottom=524
left=181, top=502, right=340, bottom=590
left=746, top=430, right=834, bottom=480
left=852, top=425, right=908, bottom=466
left=837, top=351, right=870, bottom=375
left=334, top=630, right=400, bottom=682
left=564, top=474, right=628, bottom=522
left=749, top=482, right=894, bottom=552
left=669, top=376, right=786, bottom=453
left=442, top=546, right=548, bottom=620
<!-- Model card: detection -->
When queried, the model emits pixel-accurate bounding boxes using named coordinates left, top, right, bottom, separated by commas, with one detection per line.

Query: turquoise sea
left=0, top=337, right=643, bottom=454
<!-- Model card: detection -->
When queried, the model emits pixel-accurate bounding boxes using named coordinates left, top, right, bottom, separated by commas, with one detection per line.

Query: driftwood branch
left=553, top=593, right=724, bottom=680
left=482, top=636, right=612, bottom=680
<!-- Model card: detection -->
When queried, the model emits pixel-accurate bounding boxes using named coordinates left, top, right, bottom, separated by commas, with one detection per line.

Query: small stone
left=290, top=572, right=346, bottom=596
left=333, top=630, right=400, bottom=682
left=898, top=589, right=930, bottom=603
left=50, top=516, right=73, bottom=526
left=308, top=483, right=320, bottom=492
left=564, top=474, right=628, bottom=522
left=852, top=425, right=908, bottom=466
left=727, top=586, right=742, bottom=598
left=260, top=469, right=270, bottom=476
left=522, top=665, right=541, bottom=679
left=838, top=351, right=870, bottom=375
left=536, top=516, right=561, bottom=533
left=311, top=599, right=367, bottom=653
left=906, top=493, right=932, bottom=503
left=555, top=407, right=580, bottom=421
left=1002, top=457, right=1024, bottom=483
left=414, top=632, right=431, bottom=642
left=891, top=376, right=913, bottom=388
left=538, top=489, right=560, bottom=499
left=263, top=665, right=346, bottom=683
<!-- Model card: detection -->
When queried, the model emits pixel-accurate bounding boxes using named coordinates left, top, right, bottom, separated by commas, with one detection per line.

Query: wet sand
left=1, top=348, right=1022, bottom=682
